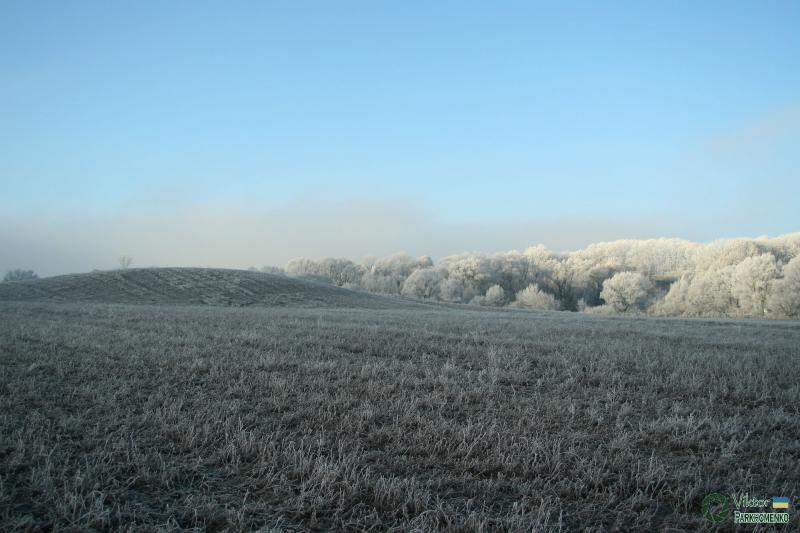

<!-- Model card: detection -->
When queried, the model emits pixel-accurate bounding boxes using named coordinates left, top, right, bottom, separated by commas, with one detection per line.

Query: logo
left=702, top=493, right=730, bottom=523
left=772, top=497, right=790, bottom=509
left=703, top=492, right=791, bottom=524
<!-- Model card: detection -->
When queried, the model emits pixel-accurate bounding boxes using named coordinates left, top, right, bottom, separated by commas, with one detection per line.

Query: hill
left=0, top=267, right=422, bottom=308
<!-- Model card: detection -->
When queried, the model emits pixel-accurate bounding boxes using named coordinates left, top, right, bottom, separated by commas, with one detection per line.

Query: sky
left=1, top=1, right=799, bottom=275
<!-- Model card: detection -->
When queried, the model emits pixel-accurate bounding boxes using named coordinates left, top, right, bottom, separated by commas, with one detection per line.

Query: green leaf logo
left=702, top=493, right=730, bottom=523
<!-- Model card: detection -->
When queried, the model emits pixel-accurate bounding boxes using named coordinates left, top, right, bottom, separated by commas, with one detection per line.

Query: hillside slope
left=0, top=268, right=422, bottom=308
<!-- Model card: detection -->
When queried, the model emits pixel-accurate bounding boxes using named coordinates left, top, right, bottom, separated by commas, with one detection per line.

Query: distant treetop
left=3, top=269, right=38, bottom=282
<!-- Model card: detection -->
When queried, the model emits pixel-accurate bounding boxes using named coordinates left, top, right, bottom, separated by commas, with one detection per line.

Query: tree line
left=4, top=233, right=798, bottom=319
left=265, top=233, right=800, bottom=319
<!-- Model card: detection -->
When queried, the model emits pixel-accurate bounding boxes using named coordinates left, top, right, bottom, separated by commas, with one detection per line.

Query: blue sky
left=1, top=1, right=799, bottom=273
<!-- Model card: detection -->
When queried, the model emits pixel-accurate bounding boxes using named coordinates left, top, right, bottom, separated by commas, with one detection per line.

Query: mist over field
left=0, top=200, right=767, bottom=278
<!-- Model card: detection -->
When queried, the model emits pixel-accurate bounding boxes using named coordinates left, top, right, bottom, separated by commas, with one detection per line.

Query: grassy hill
left=0, top=267, right=419, bottom=308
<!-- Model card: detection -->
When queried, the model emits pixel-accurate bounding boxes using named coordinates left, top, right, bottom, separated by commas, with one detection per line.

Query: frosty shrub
left=483, top=285, right=506, bottom=307
left=3, top=269, right=38, bottom=282
left=514, top=284, right=557, bottom=310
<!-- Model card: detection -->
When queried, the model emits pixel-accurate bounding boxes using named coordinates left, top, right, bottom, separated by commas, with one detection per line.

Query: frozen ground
left=0, top=269, right=798, bottom=530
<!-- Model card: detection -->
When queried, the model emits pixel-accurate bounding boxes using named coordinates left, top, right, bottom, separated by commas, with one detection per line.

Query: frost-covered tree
left=401, top=268, right=445, bottom=299
left=3, top=269, right=38, bottom=282
left=438, top=278, right=465, bottom=303
left=416, top=255, right=434, bottom=270
left=514, top=284, right=557, bottom=310
left=472, top=284, right=506, bottom=307
left=523, top=245, right=560, bottom=288
left=286, top=258, right=363, bottom=286
left=653, top=275, right=691, bottom=316
left=360, top=271, right=401, bottom=294
left=768, top=256, right=800, bottom=318
left=573, top=239, right=699, bottom=278
left=577, top=261, right=619, bottom=307
left=763, top=233, right=800, bottom=262
left=118, top=256, right=133, bottom=269
left=360, top=253, right=430, bottom=293
left=685, top=267, right=736, bottom=317
left=732, top=253, right=779, bottom=317
left=319, top=258, right=364, bottom=286
left=282, top=232, right=799, bottom=319
left=484, top=285, right=506, bottom=306
left=439, top=253, right=494, bottom=297
left=600, top=272, right=654, bottom=312
left=371, top=253, right=425, bottom=278
left=260, top=265, right=285, bottom=275
left=695, top=239, right=767, bottom=271
left=489, top=251, right=532, bottom=294
left=550, top=260, right=578, bottom=310
left=286, top=258, right=315, bottom=276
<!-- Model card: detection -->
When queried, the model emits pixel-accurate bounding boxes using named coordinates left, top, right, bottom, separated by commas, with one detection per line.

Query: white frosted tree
left=695, top=238, right=767, bottom=271
left=401, top=268, right=445, bottom=299
left=439, top=253, right=494, bottom=297
left=572, top=259, right=619, bottom=307
left=439, top=278, right=465, bottom=303
left=600, top=272, right=654, bottom=313
left=319, top=258, right=364, bottom=286
left=281, top=234, right=798, bottom=319
left=652, top=275, right=691, bottom=316
left=3, top=269, right=38, bottom=282
left=514, top=284, right=557, bottom=310
left=260, top=265, right=285, bottom=275
left=286, top=258, right=363, bottom=286
left=685, top=267, right=736, bottom=317
left=416, top=255, right=434, bottom=270
left=490, top=251, right=532, bottom=294
left=481, top=284, right=506, bottom=307
left=732, top=253, right=779, bottom=317
left=523, top=245, right=560, bottom=289
left=370, top=253, right=420, bottom=278
left=362, top=253, right=429, bottom=293
left=767, top=256, right=800, bottom=318
left=360, top=271, right=402, bottom=294
left=286, top=258, right=316, bottom=276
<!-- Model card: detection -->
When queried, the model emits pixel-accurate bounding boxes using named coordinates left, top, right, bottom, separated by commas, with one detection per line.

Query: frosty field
left=0, top=270, right=798, bottom=531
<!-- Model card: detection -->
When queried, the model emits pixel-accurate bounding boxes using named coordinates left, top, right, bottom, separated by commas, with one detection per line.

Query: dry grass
left=0, top=289, right=798, bottom=530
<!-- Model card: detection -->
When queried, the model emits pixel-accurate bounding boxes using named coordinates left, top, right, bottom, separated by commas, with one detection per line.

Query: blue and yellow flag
left=772, top=497, right=789, bottom=509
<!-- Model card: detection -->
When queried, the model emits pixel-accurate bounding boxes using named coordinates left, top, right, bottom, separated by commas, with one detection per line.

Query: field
left=1, top=269, right=798, bottom=531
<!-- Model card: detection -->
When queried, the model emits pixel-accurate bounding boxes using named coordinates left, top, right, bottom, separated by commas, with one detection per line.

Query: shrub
left=3, top=269, right=38, bottom=282
left=514, top=284, right=557, bottom=310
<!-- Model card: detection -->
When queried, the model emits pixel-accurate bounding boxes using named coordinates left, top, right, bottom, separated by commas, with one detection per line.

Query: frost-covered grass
left=0, top=267, right=426, bottom=309
left=1, top=301, right=798, bottom=530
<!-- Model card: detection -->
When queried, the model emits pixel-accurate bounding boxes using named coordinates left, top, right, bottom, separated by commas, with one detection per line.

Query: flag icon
left=772, top=497, right=789, bottom=509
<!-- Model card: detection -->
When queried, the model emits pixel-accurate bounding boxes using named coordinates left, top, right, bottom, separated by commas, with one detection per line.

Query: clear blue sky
left=1, top=1, right=799, bottom=273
